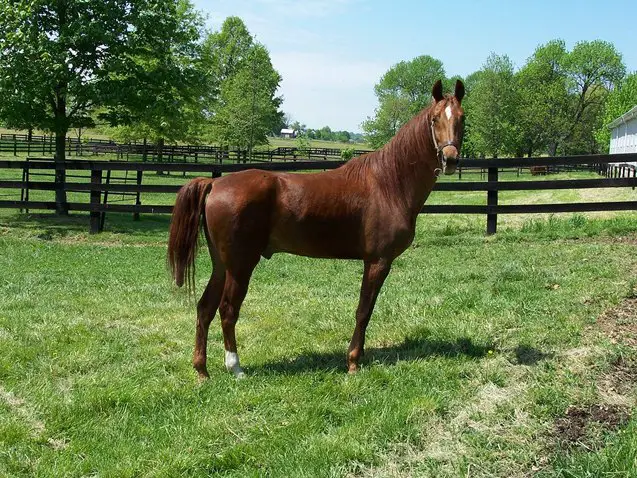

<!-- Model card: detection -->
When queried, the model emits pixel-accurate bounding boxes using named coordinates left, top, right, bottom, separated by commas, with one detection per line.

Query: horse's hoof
left=231, top=367, right=246, bottom=379
left=347, top=364, right=359, bottom=374
left=194, top=366, right=209, bottom=380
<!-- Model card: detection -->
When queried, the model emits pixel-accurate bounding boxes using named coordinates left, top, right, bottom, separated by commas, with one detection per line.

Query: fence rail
left=0, top=153, right=636, bottom=234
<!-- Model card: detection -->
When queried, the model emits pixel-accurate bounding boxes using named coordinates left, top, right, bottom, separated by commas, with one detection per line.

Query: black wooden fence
left=0, top=153, right=636, bottom=235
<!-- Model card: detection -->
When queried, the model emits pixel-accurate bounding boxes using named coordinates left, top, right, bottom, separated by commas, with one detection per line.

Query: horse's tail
left=167, top=177, right=215, bottom=290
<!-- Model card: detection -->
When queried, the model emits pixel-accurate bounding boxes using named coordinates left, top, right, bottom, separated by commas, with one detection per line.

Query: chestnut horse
left=168, top=79, right=465, bottom=379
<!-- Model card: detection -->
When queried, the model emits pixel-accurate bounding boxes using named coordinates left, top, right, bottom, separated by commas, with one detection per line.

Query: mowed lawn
left=1, top=196, right=637, bottom=476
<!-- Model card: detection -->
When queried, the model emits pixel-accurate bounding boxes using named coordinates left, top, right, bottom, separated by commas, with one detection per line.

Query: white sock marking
left=445, top=105, right=452, bottom=120
left=225, top=350, right=245, bottom=378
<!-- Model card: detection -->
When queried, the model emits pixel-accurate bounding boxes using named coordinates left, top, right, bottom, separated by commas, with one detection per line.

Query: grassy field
left=1, top=179, right=636, bottom=476
left=0, top=127, right=369, bottom=153
left=263, top=137, right=368, bottom=150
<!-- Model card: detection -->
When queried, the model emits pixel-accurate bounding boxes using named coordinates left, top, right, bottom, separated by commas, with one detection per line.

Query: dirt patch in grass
left=595, top=298, right=637, bottom=348
left=554, top=404, right=631, bottom=447
left=552, top=296, right=637, bottom=453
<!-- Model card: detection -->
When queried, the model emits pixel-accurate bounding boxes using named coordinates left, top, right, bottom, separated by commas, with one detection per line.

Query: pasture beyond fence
left=0, top=133, right=370, bottom=163
left=0, top=153, right=636, bottom=234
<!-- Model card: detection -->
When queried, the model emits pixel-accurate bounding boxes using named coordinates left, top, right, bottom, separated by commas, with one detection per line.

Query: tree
left=337, top=131, right=351, bottom=142
left=204, top=17, right=282, bottom=151
left=100, top=0, right=208, bottom=156
left=0, top=0, right=205, bottom=213
left=210, top=44, right=282, bottom=153
left=559, top=40, right=625, bottom=154
left=318, top=126, right=332, bottom=140
left=595, top=72, right=637, bottom=151
left=515, top=40, right=569, bottom=156
left=202, top=16, right=253, bottom=90
left=463, top=54, right=520, bottom=158
left=363, top=55, right=445, bottom=147
left=362, top=94, right=411, bottom=149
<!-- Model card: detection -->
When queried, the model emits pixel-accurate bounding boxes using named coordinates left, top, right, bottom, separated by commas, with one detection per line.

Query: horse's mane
left=343, top=96, right=453, bottom=206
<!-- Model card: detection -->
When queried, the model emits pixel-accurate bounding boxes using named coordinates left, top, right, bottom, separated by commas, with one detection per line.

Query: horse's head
left=430, top=79, right=465, bottom=175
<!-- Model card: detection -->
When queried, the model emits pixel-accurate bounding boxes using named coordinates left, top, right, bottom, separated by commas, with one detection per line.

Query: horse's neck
left=376, top=113, right=439, bottom=221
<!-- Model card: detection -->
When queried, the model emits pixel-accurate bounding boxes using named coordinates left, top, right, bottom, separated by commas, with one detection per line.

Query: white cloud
left=271, top=51, right=386, bottom=131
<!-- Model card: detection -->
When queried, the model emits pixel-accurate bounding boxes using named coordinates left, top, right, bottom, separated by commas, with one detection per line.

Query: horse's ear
left=454, top=80, right=465, bottom=103
left=431, top=80, right=444, bottom=102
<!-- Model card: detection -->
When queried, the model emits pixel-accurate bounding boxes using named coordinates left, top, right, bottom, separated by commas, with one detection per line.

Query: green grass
left=0, top=190, right=636, bottom=476
left=263, top=137, right=368, bottom=150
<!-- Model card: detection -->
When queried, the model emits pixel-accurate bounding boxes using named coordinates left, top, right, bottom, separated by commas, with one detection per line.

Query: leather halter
left=430, top=118, right=460, bottom=177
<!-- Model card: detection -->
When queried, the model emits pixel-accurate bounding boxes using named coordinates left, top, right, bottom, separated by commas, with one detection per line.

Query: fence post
left=134, top=170, right=142, bottom=221
left=54, top=155, right=68, bottom=215
left=486, top=166, right=498, bottom=235
left=89, top=169, right=102, bottom=234
left=13, top=134, right=17, bottom=156
left=20, top=162, right=30, bottom=213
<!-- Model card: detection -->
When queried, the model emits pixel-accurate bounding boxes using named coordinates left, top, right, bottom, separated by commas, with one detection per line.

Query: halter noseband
left=430, top=118, right=460, bottom=178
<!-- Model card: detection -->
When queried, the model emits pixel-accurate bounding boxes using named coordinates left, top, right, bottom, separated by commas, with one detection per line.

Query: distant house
left=608, top=105, right=637, bottom=166
left=280, top=128, right=296, bottom=139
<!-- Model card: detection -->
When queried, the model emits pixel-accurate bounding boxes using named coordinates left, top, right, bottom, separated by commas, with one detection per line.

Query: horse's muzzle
left=441, top=145, right=460, bottom=175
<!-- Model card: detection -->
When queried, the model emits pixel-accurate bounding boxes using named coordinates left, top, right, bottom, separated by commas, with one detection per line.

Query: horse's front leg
left=347, top=259, right=391, bottom=373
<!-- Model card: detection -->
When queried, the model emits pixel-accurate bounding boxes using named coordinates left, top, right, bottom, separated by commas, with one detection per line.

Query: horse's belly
left=267, top=216, right=363, bottom=259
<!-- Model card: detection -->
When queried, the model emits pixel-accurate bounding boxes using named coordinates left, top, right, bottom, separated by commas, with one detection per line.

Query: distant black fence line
left=0, top=133, right=371, bottom=163
left=0, top=153, right=636, bottom=235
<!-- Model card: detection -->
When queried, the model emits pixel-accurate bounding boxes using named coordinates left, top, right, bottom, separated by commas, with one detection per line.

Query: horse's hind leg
left=219, top=263, right=257, bottom=378
left=192, top=265, right=225, bottom=379
left=193, top=236, right=226, bottom=379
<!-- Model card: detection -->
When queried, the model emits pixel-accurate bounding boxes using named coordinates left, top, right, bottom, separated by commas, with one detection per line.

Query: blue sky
left=192, top=0, right=637, bottom=133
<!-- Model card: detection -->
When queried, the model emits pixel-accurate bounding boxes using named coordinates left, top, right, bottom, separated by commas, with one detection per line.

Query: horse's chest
left=370, top=216, right=415, bottom=257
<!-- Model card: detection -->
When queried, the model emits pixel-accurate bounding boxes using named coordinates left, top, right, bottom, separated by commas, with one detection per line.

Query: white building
left=609, top=105, right=637, bottom=166
left=280, top=128, right=296, bottom=139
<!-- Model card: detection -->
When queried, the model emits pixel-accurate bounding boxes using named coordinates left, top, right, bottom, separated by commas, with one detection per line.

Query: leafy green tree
left=210, top=44, right=282, bottom=153
left=456, top=71, right=482, bottom=157
left=202, top=16, right=253, bottom=91
left=516, top=40, right=569, bottom=156
left=102, top=0, right=208, bottom=153
left=595, top=73, right=637, bottom=151
left=204, top=17, right=282, bottom=152
left=0, top=0, right=205, bottom=213
left=464, top=54, right=521, bottom=158
left=362, top=95, right=411, bottom=149
left=363, top=55, right=445, bottom=147
left=296, top=131, right=312, bottom=153
left=337, top=131, right=351, bottom=142
left=318, top=126, right=332, bottom=140
left=290, top=121, right=306, bottom=133
left=560, top=40, right=625, bottom=154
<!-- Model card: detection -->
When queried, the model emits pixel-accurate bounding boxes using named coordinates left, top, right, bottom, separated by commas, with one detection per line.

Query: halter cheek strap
left=431, top=119, right=460, bottom=178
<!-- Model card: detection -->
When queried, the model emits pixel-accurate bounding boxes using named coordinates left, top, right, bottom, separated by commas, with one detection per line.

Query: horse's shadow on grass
left=250, top=333, right=551, bottom=375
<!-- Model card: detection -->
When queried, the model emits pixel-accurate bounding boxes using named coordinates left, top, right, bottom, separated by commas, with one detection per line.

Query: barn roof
left=280, top=128, right=296, bottom=134
left=608, top=105, right=637, bottom=129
